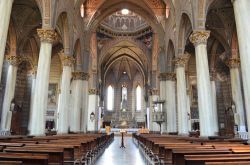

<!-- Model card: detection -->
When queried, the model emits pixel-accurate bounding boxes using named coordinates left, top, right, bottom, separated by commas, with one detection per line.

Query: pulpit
left=152, top=100, right=166, bottom=134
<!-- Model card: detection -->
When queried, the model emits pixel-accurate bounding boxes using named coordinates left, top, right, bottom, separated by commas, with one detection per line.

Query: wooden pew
left=4, top=147, right=64, bottom=165
left=172, top=148, right=231, bottom=165
left=205, top=161, right=250, bottom=165
left=0, top=133, right=113, bottom=165
left=0, top=161, right=22, bottom=165
left=185, top=154, right=250, bottom=165
left=0, top=152, right=48, bottom=165
left=25, top=143, right=77, bottom=163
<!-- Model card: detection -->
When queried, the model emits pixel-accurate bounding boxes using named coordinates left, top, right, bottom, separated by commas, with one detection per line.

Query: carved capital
left=59, top=51, right=75, bottom=67
left=159, top=73, right=167, bottom=81
left=174, top=54, right=191, bottom=67
left=89, top=88, right=99, bottom=95
left=159, top=72, right=176, bottom=81
left=189, top=30, right=210, bottom=46
left=226, top=57, right=240, bottom=68
left=37, top=29, right=57, bottom=43
left=149, top=88, right=159, bottom=96
left=72, top=72, right=89, bottom=80
left=5, top=55, right=22, bottom=66
left=166, top=72, right=176, bottom=81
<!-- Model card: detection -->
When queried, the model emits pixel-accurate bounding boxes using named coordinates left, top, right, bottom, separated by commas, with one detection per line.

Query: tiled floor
left=95, top=136, right=146, bottom=165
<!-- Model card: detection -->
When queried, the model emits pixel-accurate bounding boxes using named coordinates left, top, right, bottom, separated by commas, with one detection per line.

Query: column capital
left=5, top=55, right=22, bottom=66
left=159, top=72, right=176, bottom=81
left=149, top=88, right=159, bottom=96
left=226, top=57, right=240, bottom=68
left=159, top=73, right=167, bottom=81
left=174, top=54, right=190, bottom=67
left=59, top=51, right=75, bottom=67
left=72, top=72, right=89, bottom=80
left=189, top=30, right=210, bottom=46
left=88, top=88, right=99, bottom=95
left=37, top=28, right=58, bottom=43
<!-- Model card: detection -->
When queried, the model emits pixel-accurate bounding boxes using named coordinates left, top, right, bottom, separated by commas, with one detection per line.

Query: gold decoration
left=149, top=88, right=159, bottom=96
left=226, top=57, right=240, bottom=68
left=174, top=54, right=190, bottom=67
left=37, top=28, right=57, bottom=43
left=189, top=30, right=210, bottom=46
left=5, top=55, right=22, bottom=66
left=89, top=88, right=99, bottom=95
left=59, top=51, right=75, bottom=67
left=72, top=72, right=89, bottom=80
left=166, top=72, right=176, bottom=80
left=159, top=72, right=176, bottom=81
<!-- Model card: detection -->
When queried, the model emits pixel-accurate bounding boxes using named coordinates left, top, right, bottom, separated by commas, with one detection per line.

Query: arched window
left=136, top=85, right=142, bottom=111
left=107, top=85, right=114, bottom=111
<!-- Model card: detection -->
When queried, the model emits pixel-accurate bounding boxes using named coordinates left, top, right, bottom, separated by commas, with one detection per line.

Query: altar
left=100, top=128, right=140, bottom=134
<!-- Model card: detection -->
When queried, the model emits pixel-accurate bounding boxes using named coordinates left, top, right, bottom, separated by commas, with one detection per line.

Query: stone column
left=226, top=57, right=246, bottom=132
left=232, top=0, right=250, bottom=140
left=190, top=30, right=217, bottom=136
left=28, top=68, right=37, bottom=133
left=210, top=71, right=219, bottom=135
left=175, top=56, right=189, bottom=135
left=165, top=73, right=177, bottom=133
left=159, top=73, right=167, bottom=132
left=87, top=89, right=98, bottom=132
left=186, top=72, right=192, bottom=132
left=57, top=54, right=74, bottom=134
left=81, top=76, right=89, bottom=132
left=0, top=0, right=14, bottom=82
left=70, top=72, right=89, bottom=132
left=0, top=55, right=20, bottom=131
left=30, top=29, right=57, bottom=136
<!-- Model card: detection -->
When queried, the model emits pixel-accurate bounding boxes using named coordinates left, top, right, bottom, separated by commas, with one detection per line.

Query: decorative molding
left=189, top=30, right=210, bottom=46
left=5, top=55, right=22, bottom=66
left=89, top=88, right=99, bottom=95
left=37, top=28, right=57, bottom=43
left=166, top=72, right=176, bottom=81
left=226, top=57, right=240, bottom=68
left=72, top=72, right=89, bottom=80
left=159, top=72, right=176, bottom=81
left=174, top=54, right=191, bottom=67
left=149, top=88, right=159, bottom=96
left=59, top=51, right=75, bottom=67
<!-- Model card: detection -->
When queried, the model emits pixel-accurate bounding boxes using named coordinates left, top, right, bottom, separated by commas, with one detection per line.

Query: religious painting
left=47, top=83, right=58, bottom=108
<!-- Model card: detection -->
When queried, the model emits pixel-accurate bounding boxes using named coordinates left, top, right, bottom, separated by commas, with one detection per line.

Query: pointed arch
left=167, top=40, right=175, bottom=72
left=178, top=13, right=193, bottom=56
left=56, top=12, right=71, bottom=55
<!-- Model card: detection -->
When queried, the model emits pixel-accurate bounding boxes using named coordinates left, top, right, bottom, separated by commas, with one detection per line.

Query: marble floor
left=95, top=136, right=146, bottom=165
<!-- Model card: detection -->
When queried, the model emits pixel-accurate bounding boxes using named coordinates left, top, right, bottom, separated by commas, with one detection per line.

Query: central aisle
left=96, top=136, right=145, bottom=165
